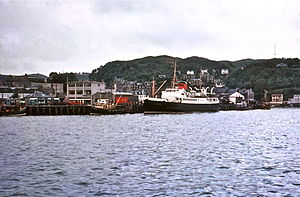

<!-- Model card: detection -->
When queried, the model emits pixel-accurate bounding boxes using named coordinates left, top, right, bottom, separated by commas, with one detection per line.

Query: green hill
left=90, top=55, right=239, bottom=84
left=91, top=55, right=175, bottom=83
left=224, top=58, right=300, bottom=100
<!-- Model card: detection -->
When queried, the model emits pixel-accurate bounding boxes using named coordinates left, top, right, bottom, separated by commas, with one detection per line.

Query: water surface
left=0, top=108, right=300, bottom=196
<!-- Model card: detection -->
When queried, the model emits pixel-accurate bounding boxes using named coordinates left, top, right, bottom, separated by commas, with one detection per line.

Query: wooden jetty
left=26, top=105, right=91, bottom=115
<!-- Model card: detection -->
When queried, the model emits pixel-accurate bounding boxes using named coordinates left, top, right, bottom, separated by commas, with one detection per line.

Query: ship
left=143, top=60, right=220, bottom=114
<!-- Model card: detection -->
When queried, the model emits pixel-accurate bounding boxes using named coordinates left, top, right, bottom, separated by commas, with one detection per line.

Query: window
left=76, top=90, right=83, bottom=94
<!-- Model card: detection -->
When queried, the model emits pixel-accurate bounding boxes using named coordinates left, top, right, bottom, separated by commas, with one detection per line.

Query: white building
left=289, top=95, right=300, bottom=104
left=67, top=81, right=106, bottom=104
left=229, top=92, right=245, bottom=105
left=0, top=92, right=14, bottom=99
left=186, top=70, right=194, bottom=75
left=200, top=69, right=208, bottom=75
left=221, top=69, right=229, bottom=75
left=270, top=94, right=283, bottom=104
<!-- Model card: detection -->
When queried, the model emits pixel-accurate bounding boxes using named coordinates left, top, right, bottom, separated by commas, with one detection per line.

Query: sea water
left=0, top=108, right=300, bottom=196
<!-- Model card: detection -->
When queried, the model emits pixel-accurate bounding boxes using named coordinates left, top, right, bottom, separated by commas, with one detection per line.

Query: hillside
left=225, top=58, right=300, bottom=100
left=28, top=73, right=48, bottom=80
left=90, top=55, right=239, bottom=84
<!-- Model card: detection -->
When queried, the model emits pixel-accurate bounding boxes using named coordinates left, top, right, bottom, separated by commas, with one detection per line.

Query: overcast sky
left=0, top=0, right=299, bottom=75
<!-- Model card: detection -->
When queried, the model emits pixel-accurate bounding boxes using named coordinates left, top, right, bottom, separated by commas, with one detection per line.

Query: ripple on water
left=0, top=109, right=300, bottom=196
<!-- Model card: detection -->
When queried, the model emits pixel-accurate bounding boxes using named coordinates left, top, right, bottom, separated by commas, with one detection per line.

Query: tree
left=253, top=79, right=267, bottom=101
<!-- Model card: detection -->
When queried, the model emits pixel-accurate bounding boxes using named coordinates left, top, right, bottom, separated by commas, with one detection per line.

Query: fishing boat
left=143, top=60, right=220, bottom=114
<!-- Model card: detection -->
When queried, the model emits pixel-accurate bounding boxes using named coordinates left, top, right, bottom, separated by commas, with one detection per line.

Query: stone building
left=31, top=82, right=64, bottom=96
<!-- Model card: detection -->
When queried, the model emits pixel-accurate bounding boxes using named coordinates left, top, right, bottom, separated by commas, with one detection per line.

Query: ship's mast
left=151, top=77, right=156, bottom=98
left=171, top=59, right=177, bottom=89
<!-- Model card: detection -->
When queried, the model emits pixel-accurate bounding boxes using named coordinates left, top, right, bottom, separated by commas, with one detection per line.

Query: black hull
left=143, top=99, right=220, bottom=113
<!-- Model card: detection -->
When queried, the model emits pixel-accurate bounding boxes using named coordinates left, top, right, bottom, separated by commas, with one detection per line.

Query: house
left=0, top=86, right=36, bottom=106
left=189, top=78, right=203, bottom=86
left=187, top=70, right=194, bottom=75
left=221, top=69, right=229, bottom=75
left=92, top=92, right=114, bottom=105
left=24, top=92, right=59, bottom=105
left=229, top=92, right=245, bottom=105
left=66, top=81, right=106, bottom=105
left=182, top=70, right=195, bottom=80
left=270, top=94, right=283, bottom=104
left=200, top=69, right=208, bottom=75
left=288, top=95, right=300, bottom=105
left=113, top=78, right=151, bottom=95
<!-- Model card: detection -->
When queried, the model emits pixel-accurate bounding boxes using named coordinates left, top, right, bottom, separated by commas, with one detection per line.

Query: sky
left=0, top=0, right=299, bottom=75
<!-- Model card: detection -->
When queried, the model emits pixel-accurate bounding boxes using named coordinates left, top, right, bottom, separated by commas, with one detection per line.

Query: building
left=239, top=89, right=255, bottom=102
left=92, top=92, right=139, bottom=106
left=31, top=82, right=64, bottom=96
left=0, top=86, right=37, bottom=106
left=200, top=69, right=208, bottom=75
left=67, top=81, right=106, bottom=104
left=24, top=92, right=62, bottom=105
left=113, top=78, right=151, bottom=95
left=291, top=95, right=300, bottom=102
left=92, top=92, right=114, bottom=105
left=183, top=70, right=195, bottom=80
left=270, top=94, right=283, bottom=104
left=221, top=69, right=229, bottom=75
left=215, top=87, right=254, bottom=105
left=229, top=92, right=245, bottom=105
left=114, top=92, right=139, bottom=104
left=288, top=94, right=300, bottom=106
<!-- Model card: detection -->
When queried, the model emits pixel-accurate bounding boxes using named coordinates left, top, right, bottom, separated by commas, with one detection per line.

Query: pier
left=26, top=105, right=91, bottom=115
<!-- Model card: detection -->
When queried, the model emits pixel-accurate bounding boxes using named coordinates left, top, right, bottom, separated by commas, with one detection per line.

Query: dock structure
left=26, top=105, right=91, bottom=115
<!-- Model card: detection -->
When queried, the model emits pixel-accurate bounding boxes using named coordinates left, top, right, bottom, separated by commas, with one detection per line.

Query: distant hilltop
left=90, top=55, right=255, bottom=83
left=0, top=72, right=91, bottom=86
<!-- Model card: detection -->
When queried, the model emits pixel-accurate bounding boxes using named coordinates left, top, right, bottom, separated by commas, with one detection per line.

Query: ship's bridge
left=161, top=88, right=187, bottom=102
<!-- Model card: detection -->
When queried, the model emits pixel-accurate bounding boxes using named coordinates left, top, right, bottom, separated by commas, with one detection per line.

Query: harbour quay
left=25, top=105, right=91, bottom=116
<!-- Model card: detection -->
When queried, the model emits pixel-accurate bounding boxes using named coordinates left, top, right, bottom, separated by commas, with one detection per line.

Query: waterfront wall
left=26, top=105, right=91, bottom=115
